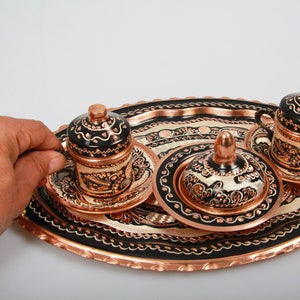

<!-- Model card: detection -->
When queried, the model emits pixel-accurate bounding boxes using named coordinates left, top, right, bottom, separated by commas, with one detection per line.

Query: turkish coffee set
left=18, top=93, right=300, bottom=271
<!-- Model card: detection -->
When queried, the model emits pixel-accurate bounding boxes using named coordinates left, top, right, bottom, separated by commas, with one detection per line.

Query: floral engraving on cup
left=80, top=164, right=132, bottom=195
left=75, top=152, right=133, bottom=197
left=272, top=137, right=300, bottom=169
left=131, top=147, right=151, bottom=181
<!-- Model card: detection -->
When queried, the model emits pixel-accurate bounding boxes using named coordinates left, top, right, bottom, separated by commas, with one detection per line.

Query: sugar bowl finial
left=213, top=131, right=237, bottom=166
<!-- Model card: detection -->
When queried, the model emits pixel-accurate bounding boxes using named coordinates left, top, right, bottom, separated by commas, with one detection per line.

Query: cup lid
left=67, top=104, right=132, bottom=158
left=278, top=93, right=300, bottom=131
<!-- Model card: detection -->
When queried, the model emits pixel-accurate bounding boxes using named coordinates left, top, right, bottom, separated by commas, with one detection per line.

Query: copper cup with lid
left=255, top=93, right=300, bottom=172
left=67, top=104, right=134, bottom=198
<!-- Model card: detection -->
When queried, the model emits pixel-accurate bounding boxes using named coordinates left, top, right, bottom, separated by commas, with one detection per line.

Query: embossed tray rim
left=17, top=96, right=300, bottom=272
left=16, top=216, right=300, bottom=271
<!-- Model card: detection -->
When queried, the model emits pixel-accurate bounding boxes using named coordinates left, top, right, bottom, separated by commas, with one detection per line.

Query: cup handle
left=254, top=109, right=275, bottom=140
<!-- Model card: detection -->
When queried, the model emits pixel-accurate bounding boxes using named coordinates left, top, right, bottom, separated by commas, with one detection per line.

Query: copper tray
left=17, top=97, right=300, bottom=271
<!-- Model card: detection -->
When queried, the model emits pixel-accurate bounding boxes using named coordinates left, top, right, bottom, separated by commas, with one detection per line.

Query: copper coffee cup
left=67, top=104, right=134, bottom=198
left=255, top=93, right=300, bottom=171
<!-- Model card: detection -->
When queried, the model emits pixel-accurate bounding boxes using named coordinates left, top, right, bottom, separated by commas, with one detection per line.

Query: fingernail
left=48, top=154, right=66, bottom=174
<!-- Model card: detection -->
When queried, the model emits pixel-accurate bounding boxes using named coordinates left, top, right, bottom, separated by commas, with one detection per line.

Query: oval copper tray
left=17, top=97, right=300, bottom=271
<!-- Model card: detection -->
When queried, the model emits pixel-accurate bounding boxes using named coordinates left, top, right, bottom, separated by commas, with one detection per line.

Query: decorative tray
left=17, top=97, right=300, bottom=271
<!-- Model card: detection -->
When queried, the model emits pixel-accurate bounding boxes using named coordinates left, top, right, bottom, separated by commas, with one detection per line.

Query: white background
left=1, top=0, right=300, bottom=299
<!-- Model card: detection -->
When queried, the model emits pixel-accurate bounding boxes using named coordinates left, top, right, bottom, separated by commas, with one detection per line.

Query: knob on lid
left=88, top=104, right=107, bottom=123
left=213, top=131, right=237, bottom=166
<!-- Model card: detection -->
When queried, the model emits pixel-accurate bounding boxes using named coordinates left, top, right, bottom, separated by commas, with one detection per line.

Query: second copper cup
left=255, top=93, right=300, bottom=171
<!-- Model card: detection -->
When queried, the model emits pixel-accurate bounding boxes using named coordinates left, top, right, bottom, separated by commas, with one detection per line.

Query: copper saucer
left=47, top=138, right=158, bottom=217
left=153, top=141, right=283, bottom=232
left=245, top=124, right=300, bottom=183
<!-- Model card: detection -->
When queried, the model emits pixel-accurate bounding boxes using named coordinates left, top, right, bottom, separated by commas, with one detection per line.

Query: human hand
left=0, top=117, right=66, bottom=234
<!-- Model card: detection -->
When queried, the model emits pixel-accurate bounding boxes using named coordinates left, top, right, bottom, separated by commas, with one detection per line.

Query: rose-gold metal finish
left=213, top=131, right=237, bottom=166
left=126, top=107, right=257, bottom=126
left=67, top=104, right=134, bottom=198
left=255, top=93, right=300, bottom=175
left=153, top=139, right=282, bottom=231
left=17, top=212, right=300, bottom=272
left=16, top=96, right=300, bottom=272
left=88, top=104, right=107, bottom=123
left=246, top=124, right=300, bottom=183
left=47, top=140, right=158, bottom=215
left=176, top=158, right=269, bottom=217
left=68, top=140, right=134, bottom=166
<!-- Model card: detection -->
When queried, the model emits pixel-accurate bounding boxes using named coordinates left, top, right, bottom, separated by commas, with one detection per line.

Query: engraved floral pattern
left=17, top=98, right=300, bottom=271
left=80, top=166, right=131, bottom=194
left=183, top=175, right=258, bottom=208
left=272, top=138, right=300, bottom=169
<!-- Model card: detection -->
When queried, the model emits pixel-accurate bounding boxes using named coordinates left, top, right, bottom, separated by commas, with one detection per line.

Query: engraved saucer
left=245, top=124, right=300, bottom=183
left=46, top=138, right=158, bottom=217
left=153, top=131, right=283, bottom=232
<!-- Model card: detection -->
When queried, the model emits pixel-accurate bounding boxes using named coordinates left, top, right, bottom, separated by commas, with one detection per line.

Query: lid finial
left=88, top=104, right=107, bottom=123
left=213, top=131, right=237, bottom=166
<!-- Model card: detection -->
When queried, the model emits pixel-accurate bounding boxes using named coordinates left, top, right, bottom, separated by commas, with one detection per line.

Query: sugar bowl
left=153, top=131, right=283, bottom=232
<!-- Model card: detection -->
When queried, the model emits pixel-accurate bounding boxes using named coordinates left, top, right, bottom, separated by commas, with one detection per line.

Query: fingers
left=0, top=117, right=65, bottom=234
left=14, top=150, right=66, bottom=203
left=0, top=117, right=62, bottom=162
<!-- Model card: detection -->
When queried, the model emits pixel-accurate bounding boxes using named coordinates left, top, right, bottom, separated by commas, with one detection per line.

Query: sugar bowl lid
left=67, top=104, right=132, bottom=158
left=179, top=131, right=267, bottom=216
left=153, top=131, right=283, bottom=231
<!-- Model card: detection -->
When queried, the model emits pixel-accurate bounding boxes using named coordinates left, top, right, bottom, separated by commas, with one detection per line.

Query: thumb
left=15, top=150, right=66, bottom=200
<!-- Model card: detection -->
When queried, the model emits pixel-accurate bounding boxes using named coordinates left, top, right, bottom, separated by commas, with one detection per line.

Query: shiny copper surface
left=67, top=104, right=134, bottom=198
left=246, top=124, right=300, bottom=183
left=47, top=140, right=158, bottom=215
left=17, top=213, right=300, bottom=271
left=88, top=104, right=108, bottom=123
left=153, top=140, right=282, bottom=231
left=255, top=93, right=300, bottom=175
left=67, top=140, right=134, bottom=165
left=16, top=96, right=300, bottom=272
left=213, top=131, right=237, bottom=166
left=176, top=159, right=269, bottom=216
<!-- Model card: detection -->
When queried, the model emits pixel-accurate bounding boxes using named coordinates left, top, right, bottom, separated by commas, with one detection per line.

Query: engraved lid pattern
left=278, top=93, right=300, bottom=132
left=67, top=104, right=132, bottom=158
left=153, top=141, right=282, bottom=231
left=181, top=131, right=266, bottom=213
left=182, top=150, right=265, bottom=210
